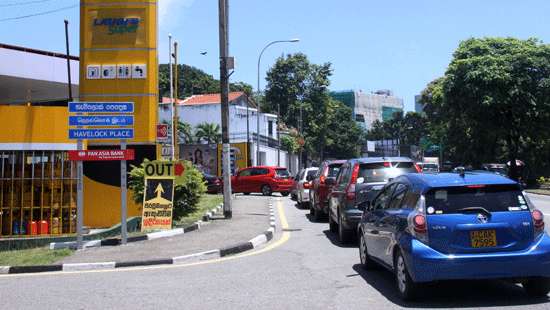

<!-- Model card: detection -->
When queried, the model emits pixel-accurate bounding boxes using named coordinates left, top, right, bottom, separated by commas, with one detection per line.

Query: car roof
left=401, top=172, right=517, bottom=192
left=242, top=166, right=287, bottom=170
left=352, top=157, right=413, bottom=164
left=325, top=159, right=346, bottom=165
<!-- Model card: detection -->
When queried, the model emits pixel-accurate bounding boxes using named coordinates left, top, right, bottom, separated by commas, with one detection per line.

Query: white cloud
left=159, top=0, right=195, bottom=28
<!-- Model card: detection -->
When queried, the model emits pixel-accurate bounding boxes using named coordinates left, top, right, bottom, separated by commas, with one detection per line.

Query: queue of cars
left=279, top=157, right=550, bottom=301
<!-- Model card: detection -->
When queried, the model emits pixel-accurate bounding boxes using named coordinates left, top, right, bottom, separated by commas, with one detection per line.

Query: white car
left=296, top=167, right=319, bottom=207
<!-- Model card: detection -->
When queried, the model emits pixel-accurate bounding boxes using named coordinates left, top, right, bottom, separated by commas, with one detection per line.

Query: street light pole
left=256, top=39, right=299, bottom=166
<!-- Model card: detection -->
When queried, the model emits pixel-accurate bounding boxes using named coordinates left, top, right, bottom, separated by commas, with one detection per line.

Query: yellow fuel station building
left=0, top=0, right=159, bottom=237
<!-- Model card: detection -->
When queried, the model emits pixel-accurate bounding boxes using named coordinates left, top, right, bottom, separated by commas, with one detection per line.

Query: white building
left=159, top=92, right=298, bottom=171
left=331, top=89, right=404, bottom=130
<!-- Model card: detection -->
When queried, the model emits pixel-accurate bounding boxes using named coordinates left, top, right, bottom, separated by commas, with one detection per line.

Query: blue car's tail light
left=409, top=195, right=429, bottom=244
left=532, top=209, right=545, bottom=237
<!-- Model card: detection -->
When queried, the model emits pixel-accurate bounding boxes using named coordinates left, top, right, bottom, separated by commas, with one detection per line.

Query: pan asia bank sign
left=93, top=17, right=140, bottom=35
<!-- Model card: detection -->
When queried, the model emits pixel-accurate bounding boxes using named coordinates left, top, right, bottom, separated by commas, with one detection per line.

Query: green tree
left=264, top=53, right=362, bottom=161
left=195, top=123, right=221, bottom=144
left=159, top=64, right=253, bottom=100
left=177, top=121, right=194, bottom=144
left=422, top=37, right=550, bottom=179
left=323, top=99, right=363, bottom=158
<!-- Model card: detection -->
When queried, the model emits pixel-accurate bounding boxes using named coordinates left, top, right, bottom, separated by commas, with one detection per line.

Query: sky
left=2, top=0, right=550, bottom=111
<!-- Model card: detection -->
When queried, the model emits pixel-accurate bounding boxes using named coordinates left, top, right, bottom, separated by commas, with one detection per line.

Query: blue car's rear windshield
left=425, top=184, right=527, bottom=215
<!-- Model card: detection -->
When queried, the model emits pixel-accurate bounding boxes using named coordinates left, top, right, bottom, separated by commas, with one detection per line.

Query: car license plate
left=470, top=230, right=497, bottom=248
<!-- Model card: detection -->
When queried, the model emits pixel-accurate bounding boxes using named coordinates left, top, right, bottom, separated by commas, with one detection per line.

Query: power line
left=0, top=0, right=56, bottom=8
left=0, top=4, right=78, bottom=22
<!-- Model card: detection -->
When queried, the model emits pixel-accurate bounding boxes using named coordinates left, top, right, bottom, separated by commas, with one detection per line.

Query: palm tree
left=195, top=122, right=221, bottom=144
left=177, top=121, right=194, bottom=144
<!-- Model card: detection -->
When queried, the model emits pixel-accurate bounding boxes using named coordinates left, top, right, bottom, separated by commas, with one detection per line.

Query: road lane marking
left=0, top=199, right=291, bottom=278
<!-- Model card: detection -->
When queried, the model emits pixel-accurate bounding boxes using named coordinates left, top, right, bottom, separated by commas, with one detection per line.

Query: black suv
left=328, top=157, right=419, bottom=243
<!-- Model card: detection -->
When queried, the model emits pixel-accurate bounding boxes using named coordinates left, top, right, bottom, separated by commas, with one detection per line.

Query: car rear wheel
left=281, top=192, right=289, bottom=197
left=311, top=205, right=322, bottom=222
left=359, top=232, right=376, bottom=270
left=338, top=212, right=353, bottom=244
left=261, top=185, right=272, bottom=196
left=394, top=250, right=418, bottom=301
left=243, top=193, right=250, bottom=196
left=329, top=209, right=338, bottom=233
left=523, top=278, right=550, bottom=297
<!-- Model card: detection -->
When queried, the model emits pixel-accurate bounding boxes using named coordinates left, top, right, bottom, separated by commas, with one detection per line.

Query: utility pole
left=64, top=20, right=72, bottom=102
left=299, top=103, right=303, bottom=169
left=277, top=103, right=280, bottom=166
left=219, top=0, right=232, bottom=218
left=169, top=34, right=175, bottom=160
left=172, top=41, right=180, bottom=160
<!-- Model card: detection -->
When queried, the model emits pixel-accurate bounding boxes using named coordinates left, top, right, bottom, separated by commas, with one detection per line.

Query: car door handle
left=371, top=230, right=379, bottom=235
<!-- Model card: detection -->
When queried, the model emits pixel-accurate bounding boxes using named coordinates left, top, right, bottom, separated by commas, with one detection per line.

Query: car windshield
left=306, top=169, right=318, bottom=179
left=327, top=164, right=342, bottom=178
left=425, top=184, right=526, bottom=214
left=275, top=169, right=290, bottom=178
left=358, top=162, right=417, bottom=183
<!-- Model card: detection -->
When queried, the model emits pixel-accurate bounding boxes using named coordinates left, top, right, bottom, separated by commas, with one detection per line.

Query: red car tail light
left=320, top=175, right=326, bottom=184
left=345, top=164, right=360, bottom=202
left=414, top=163, right=422, bottom=173
left=533, top=209, right=545, bottom=234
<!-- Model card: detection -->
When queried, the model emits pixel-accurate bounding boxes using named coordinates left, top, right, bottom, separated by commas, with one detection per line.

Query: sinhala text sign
left=141, top=177, right=174, bottom=232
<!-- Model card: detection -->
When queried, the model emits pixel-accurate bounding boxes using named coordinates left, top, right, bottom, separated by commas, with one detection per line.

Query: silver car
left=296, top=167, right=319, bottom=207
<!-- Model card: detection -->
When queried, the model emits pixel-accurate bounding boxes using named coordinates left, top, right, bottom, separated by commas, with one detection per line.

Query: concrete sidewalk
left=58, top=195, right=272, bottom=264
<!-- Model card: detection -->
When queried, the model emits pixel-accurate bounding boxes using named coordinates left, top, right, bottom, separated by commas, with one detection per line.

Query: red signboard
left=68, top=149, right=135, bottom=161
left=156, top=124, right=169, bottom=141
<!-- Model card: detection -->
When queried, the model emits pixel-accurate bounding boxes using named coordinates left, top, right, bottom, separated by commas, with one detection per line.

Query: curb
left=0, top=200, right=277, bottom=275
left=49, top=205, right=223, bottom=250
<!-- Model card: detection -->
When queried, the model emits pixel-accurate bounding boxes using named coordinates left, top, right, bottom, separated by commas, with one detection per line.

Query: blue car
left=357, top=172, right=550, bottom=300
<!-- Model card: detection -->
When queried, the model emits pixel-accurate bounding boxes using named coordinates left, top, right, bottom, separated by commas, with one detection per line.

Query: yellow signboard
left=80, top=0, right=157, bottom=143
left=217, top=142, right=249, bottom=176
left=143, top=160, right=186, bottom=182
left=80, top=0, right=158, bottom=228
left=141, top=178, right=174, bottom=232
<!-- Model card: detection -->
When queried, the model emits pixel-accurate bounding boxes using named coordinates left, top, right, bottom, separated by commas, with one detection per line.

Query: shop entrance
left=0, top=151, right=77, bottom=237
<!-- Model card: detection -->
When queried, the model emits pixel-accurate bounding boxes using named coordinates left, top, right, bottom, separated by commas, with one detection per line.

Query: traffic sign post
left=68, top=101, right=134, bottom=248
left=69, top=115, right=134, bottom=127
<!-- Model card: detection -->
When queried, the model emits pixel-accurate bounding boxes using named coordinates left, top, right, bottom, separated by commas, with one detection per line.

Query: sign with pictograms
left=141, top=177, right=175, bottom=232
left=68, top=149, right=135, bottom=161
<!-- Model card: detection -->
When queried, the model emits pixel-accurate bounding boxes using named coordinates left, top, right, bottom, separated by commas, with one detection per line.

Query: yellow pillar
left=80, top=0, right=158, bottom=227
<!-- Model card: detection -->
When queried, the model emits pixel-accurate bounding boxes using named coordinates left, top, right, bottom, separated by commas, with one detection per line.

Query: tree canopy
left=422, top=37, right=550, bottom=179
left=159, top=64, right=253, bottom=100
left=264, top=53, right=363, bottom=160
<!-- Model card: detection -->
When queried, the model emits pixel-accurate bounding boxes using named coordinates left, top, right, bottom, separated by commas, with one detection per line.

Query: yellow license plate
left=470, top=230, right=497, bottom=248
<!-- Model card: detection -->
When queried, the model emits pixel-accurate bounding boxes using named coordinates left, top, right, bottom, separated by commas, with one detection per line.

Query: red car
left=309, top=160, right=346, bottom=221
left=231, top=166, right=293, bottom=196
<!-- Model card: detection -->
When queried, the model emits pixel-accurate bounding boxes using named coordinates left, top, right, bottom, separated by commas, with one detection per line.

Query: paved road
left=1, top=196, right=549, bottom=309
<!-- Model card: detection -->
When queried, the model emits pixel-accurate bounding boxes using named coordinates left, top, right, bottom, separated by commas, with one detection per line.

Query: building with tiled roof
left=159, top=92, right=289, bottom=168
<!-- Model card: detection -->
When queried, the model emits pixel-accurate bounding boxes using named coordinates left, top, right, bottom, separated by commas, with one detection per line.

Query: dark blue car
left=357, top=172, right=550, bottom=300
